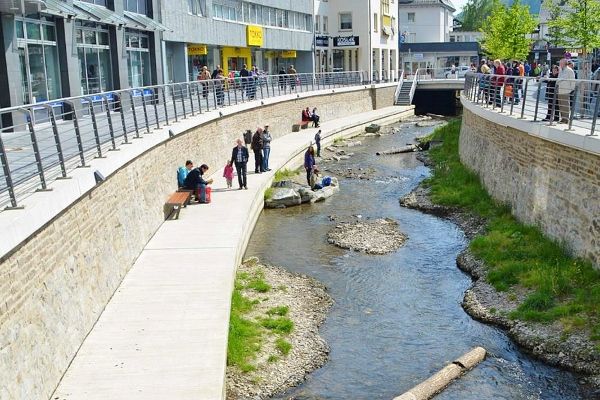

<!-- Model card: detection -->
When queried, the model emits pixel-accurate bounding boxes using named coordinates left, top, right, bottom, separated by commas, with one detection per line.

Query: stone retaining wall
left=0, top=86, right=397, bottom=400
left=459, top=107, right=600, bottom=267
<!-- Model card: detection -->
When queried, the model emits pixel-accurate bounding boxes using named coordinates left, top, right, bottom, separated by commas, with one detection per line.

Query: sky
left=452, top=0, right=469, bottom=13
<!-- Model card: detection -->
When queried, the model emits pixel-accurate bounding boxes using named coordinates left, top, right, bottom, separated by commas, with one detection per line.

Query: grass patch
left=274, top=168, right=300, bottom=182
left=333, top=137, right=344, bottom=145
left=424, top=120, right=600, bottom=339
left=275, top=338, right=292, bottom=355
left=261, top=317, right=294, bottom=334
left=267, top=306, right=289, bottom=317
left=267, top=355, right=279, bottom=363
left=264, top=187, right=274, bottom=200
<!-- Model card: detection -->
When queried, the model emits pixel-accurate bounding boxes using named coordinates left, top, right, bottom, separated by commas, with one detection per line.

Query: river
left=244, top=120, right=583, bottom=400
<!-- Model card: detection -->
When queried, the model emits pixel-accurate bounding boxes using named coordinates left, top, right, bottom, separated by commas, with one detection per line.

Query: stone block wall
left=459, top=108, right=600, bottom=267
left=0, top=87, right=391, bottom=400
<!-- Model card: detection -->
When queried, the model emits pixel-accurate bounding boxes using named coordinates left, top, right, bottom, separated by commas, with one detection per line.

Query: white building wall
left=399, top=6, right=446, bottom=42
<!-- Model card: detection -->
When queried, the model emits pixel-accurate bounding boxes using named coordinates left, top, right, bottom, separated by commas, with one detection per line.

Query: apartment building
left=0, top=0, right=165, bottom=109
left=314, top=0, right=399, bottom=81
left=161, top=0, right=314, bottom=82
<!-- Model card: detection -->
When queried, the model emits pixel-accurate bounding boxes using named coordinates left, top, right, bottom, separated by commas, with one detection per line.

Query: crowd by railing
left=0, top=71, right=366, bottom=210
left=463, top=72, right=600, bottom=136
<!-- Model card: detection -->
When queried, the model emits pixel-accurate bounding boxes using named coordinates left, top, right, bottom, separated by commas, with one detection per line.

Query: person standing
left=231, top=139, right=249, bottom=190
left=251, top=128, right=264, bottom=173
left=278, top=66, right=286, bottom=91
left=492, top=59, right=506, bottom=107
left=314, top=130, right=322, bottom=157
left=262, top=124, right=272, bottom=172
left=287, top=64, right=297, bottom=90
left=199, top=66, right=211, bottom=98
left=304, top=145, right=316, bottom=186
left=557, top=58, right=576, bottom=123
left=543, top=65, right=560, bottom=122
left=240, top=64, right=250, bottom=99
left=211, top=65, right=221, bottom=79
left=214, top=69, right=225, bottom=106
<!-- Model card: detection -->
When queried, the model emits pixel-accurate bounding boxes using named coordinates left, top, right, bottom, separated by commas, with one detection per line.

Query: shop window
left=323, top=16, right=328, bottom=33
left=76, top=22, right=113, bottom=95
left=381, top=0, right=390, bottom=15
left=407, top=12, right=415, bottom=23
left=15, top=17, right=61, bottom=103
left=340, top=13, right=352, bottom=30
left=374, top=13, right=378, bottom=32
left=315, top=15, right=320, bottom=33
left=126, top=30, right=151, bottom=88
left=126, top=0, right=147, bottom=15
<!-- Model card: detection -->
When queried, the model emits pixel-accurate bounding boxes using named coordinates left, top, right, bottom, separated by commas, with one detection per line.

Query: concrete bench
left=292, top=120, right=309, bottom=132
left=164, top=191, right=191, bottom=220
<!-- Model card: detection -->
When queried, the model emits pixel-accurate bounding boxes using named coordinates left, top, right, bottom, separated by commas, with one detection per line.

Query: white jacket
left=557, top=67, right=576, bottom=94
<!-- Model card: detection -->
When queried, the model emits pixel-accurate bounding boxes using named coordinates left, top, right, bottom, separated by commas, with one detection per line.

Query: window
left=188, top=0, right=206, bottom=16
left=407, top=12, right=415, bottom=22
left=323, top=16, right=328, bottom=33
left=373, top=13, right=378, bottom=32
left=15, top=17, right=61, bottom=103
left=340, top=13, right=352, bottom=30
left=381, top=0, right=390, bottom=15
left=75, top=21, right=113, bottom=95
left=81, top=0, right=107, bottom=5
left=125, top=30, right=151, bottom=88
left=315, top=15, right=320, bottom=33
left=125, top=0, right=147, bottom=14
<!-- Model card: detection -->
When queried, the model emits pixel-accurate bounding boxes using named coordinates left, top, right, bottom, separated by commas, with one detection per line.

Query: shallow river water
left=244, top=122, right=583, bottom=400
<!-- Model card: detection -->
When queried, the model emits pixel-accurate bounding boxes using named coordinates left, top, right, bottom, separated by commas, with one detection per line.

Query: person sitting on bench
left=302, top=107, right=311, bottom=123
left=183, top=164, right=213, bottom=203
left=177, top=160, right=194, bottom=188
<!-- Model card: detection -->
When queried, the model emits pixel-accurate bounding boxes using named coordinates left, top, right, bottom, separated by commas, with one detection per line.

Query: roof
left=399, top=41, right=480, bottom=53
left=399, top=0, right=456, bottom=12
left=124, top=11, right=170, bottom=32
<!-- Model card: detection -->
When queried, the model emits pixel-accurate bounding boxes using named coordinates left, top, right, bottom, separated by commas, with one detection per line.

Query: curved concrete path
left=52, top=106, right=413, bottom=400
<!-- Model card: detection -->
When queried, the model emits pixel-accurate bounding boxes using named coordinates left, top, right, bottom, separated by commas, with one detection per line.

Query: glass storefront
left=15, top=16, right=61, bottom=103
left=76, top=21, right=112, bottom=95
left=126, top=30, right=151, bottom=87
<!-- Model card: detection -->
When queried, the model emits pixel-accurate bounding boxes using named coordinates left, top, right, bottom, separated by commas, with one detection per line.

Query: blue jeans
left=262, top=147, right=271, bottom=170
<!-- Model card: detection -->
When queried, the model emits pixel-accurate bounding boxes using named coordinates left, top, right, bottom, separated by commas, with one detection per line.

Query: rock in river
left=327, top=218, right=408, bottom=254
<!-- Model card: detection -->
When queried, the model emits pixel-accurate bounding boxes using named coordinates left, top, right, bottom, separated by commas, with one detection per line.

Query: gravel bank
left=400, top=154, right=600, bottom=390
left=327, top=217, right=408, bottom=254
left=226, top=259, right=333, bottom=400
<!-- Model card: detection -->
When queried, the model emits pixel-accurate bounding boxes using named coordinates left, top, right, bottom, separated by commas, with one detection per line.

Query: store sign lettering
left=280, top=50, right=297, bottom=58
left=334, top=36, right=359, bottom=47
left=315, top=36, right=329, bottom=47
left=247, top=25, right=263, bottom=47
left=188, top=44, right=208, bottom=56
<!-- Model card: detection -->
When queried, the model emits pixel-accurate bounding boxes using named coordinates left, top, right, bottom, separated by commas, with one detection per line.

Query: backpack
left=322, top=176, right=332, bottom=187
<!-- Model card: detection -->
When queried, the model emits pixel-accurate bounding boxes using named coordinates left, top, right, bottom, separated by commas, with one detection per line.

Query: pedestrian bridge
left=394, top=69, right=465, bottom=106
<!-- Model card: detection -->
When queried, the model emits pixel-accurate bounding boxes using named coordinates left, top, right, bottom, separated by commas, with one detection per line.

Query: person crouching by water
left=231, top=138, right=249, bottom=190
left=304, top=145, right=316, bottom=186
left=184, top=164, right=213, bottom=203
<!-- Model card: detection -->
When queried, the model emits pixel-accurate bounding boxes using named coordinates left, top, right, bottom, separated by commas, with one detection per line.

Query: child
left=223, top=160, right=234, bottom=189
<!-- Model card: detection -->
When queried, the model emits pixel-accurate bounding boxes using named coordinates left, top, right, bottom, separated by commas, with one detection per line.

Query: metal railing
left=463, top=72, right=600, bottom=137
left=393, top=70, right=405, bottom=103
left=0, top=71, right=366, bottom=210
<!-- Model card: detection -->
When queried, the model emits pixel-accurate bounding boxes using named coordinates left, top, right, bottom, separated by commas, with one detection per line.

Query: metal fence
left=0, top=71, right=366, bottom=210
left=464, top=72, right=600, bottom=137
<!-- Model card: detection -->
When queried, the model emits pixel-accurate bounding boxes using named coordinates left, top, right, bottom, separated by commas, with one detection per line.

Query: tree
left=542, top=0, right=567, bottom=48
left=480, top=0, right=538, bottom=60
left=459, top=0, right=495, bottom=31
left=545, top=0, right=600, bottom=58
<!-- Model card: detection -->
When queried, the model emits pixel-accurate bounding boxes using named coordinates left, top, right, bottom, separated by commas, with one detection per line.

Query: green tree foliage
left=480, top=0, right=537, bottom=60
left=545, top=0, right=600, bottom=57
left=542, top=0, right=567, bottom=48
left=459, top=0, right=495, bottom=31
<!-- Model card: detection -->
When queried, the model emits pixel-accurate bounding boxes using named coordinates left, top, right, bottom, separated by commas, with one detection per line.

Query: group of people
left=302, top=107, right=320, bottom=127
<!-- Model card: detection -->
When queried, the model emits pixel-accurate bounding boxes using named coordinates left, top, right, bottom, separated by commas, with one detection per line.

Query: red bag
left=205, top=186, right=212, bottom=203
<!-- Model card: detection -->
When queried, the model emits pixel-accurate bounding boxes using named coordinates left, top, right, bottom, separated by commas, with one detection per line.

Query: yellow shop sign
left=280, top=50, right=297, bottom=58
left=247, top=25, right=263, bottom=47
left=188, top=44, right=208, bottom=56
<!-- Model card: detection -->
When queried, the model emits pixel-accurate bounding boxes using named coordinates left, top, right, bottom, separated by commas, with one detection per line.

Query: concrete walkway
left=52, top=106, right=413, bottom=400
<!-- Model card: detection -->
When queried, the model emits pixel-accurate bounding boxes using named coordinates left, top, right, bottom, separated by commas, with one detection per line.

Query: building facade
left=314, top=0, right=399, bottom=81
left=0, top=0, right=165, bottom=110
left=161, top=0, right=314, bottom=82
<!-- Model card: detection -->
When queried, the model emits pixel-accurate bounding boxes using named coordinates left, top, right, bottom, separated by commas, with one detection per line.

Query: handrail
left=0, top=71, right=367, bottom=210
left=394, top=70, right=405, bottom=103
left=463, top=71, right=600, bottom=138
left=409, top=68, right=420, bottom=104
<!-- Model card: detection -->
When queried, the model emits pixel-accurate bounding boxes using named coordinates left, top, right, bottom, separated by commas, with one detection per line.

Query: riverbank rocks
left=327, top=218, right=408, bottom=254
left=265, top=178, right=340, bottom=209
left=226, top=259, right=333, bottom=400
left=365, top=124, right=381, bottom=133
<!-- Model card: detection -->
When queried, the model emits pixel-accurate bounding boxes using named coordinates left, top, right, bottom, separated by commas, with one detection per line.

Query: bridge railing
left=394, top=70, right=405, bottom=103
left=464, top=72, right=600, bottom=137
left=0, top=71, right=366, bottom=210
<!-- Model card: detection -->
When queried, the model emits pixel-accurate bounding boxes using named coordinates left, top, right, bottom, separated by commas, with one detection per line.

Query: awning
left=73, top=0, right=141, bottom=28
left=382, top=26, right=393, bottom=37
left=43, top=0, right=79, bottom=18
left=0, top=0, right=44, bottom=14
left=123, top=11, right=170, bottom=32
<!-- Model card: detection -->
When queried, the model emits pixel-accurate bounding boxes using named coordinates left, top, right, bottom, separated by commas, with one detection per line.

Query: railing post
left=141, top=90, right=151, bottom=133
left=179, top=84, right=187, bottom=117
left=534, top=79, right=542, bottom=122
left=44, top=104, right=68, bottom=177
left=509, top=80, right=516, bottom=116
left=568, top=84, right=578, bottom=130
left=171, top=85, right=179, bottom=122
left=590, top=85, right=600, bottom=136
left=212, top=80, right=218, bottom=109
left=128, top=91, right=141, bottom=138
left=152, top=88, right=161, bottom=128
left=86, top=99, right=103, bottom=158
left=19, top=108, right=48, bottom=189
left=195, top=83, right=203, bottom=113
left=520, top=79, right=529, bottom=119
left=187, top=83, right=195, bottom=116
left=101, top=96, right=117, bottom=150
left=0, top=131, right=19, bottom=208
left=259, top=77, right=264, bottom=99
left=161, top=87, right=170, bottom=125
left=116, top=94, right=130, bottom=144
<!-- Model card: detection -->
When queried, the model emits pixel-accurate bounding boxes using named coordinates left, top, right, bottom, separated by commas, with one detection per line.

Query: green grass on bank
left=423, top=120, right=600, bottom=341
left=274, top=168, right=301, bottom=182
left=227, top=265, right=295, bottom=373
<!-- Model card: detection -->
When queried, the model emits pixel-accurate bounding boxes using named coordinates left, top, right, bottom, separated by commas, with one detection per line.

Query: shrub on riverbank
left=423, top=120, right=600, bottom=342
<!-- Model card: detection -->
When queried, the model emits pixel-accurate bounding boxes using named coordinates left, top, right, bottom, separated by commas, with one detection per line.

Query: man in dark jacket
left=231, top=138, right=249, bottom=190
left=251, top=128, right=264, bottom=173
left=184, top=164, right=213, bottom=202
left=240, top=64, right=250, bottom=98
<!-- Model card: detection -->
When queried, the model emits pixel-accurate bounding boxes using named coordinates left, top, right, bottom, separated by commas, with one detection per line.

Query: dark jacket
left=304, top=150, right=315, bottom=170
left=251, top=132, right=263, bottom=151
left=183, top=168, right=208, bottom=190
left=231, top=145, right=249, bottom=164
